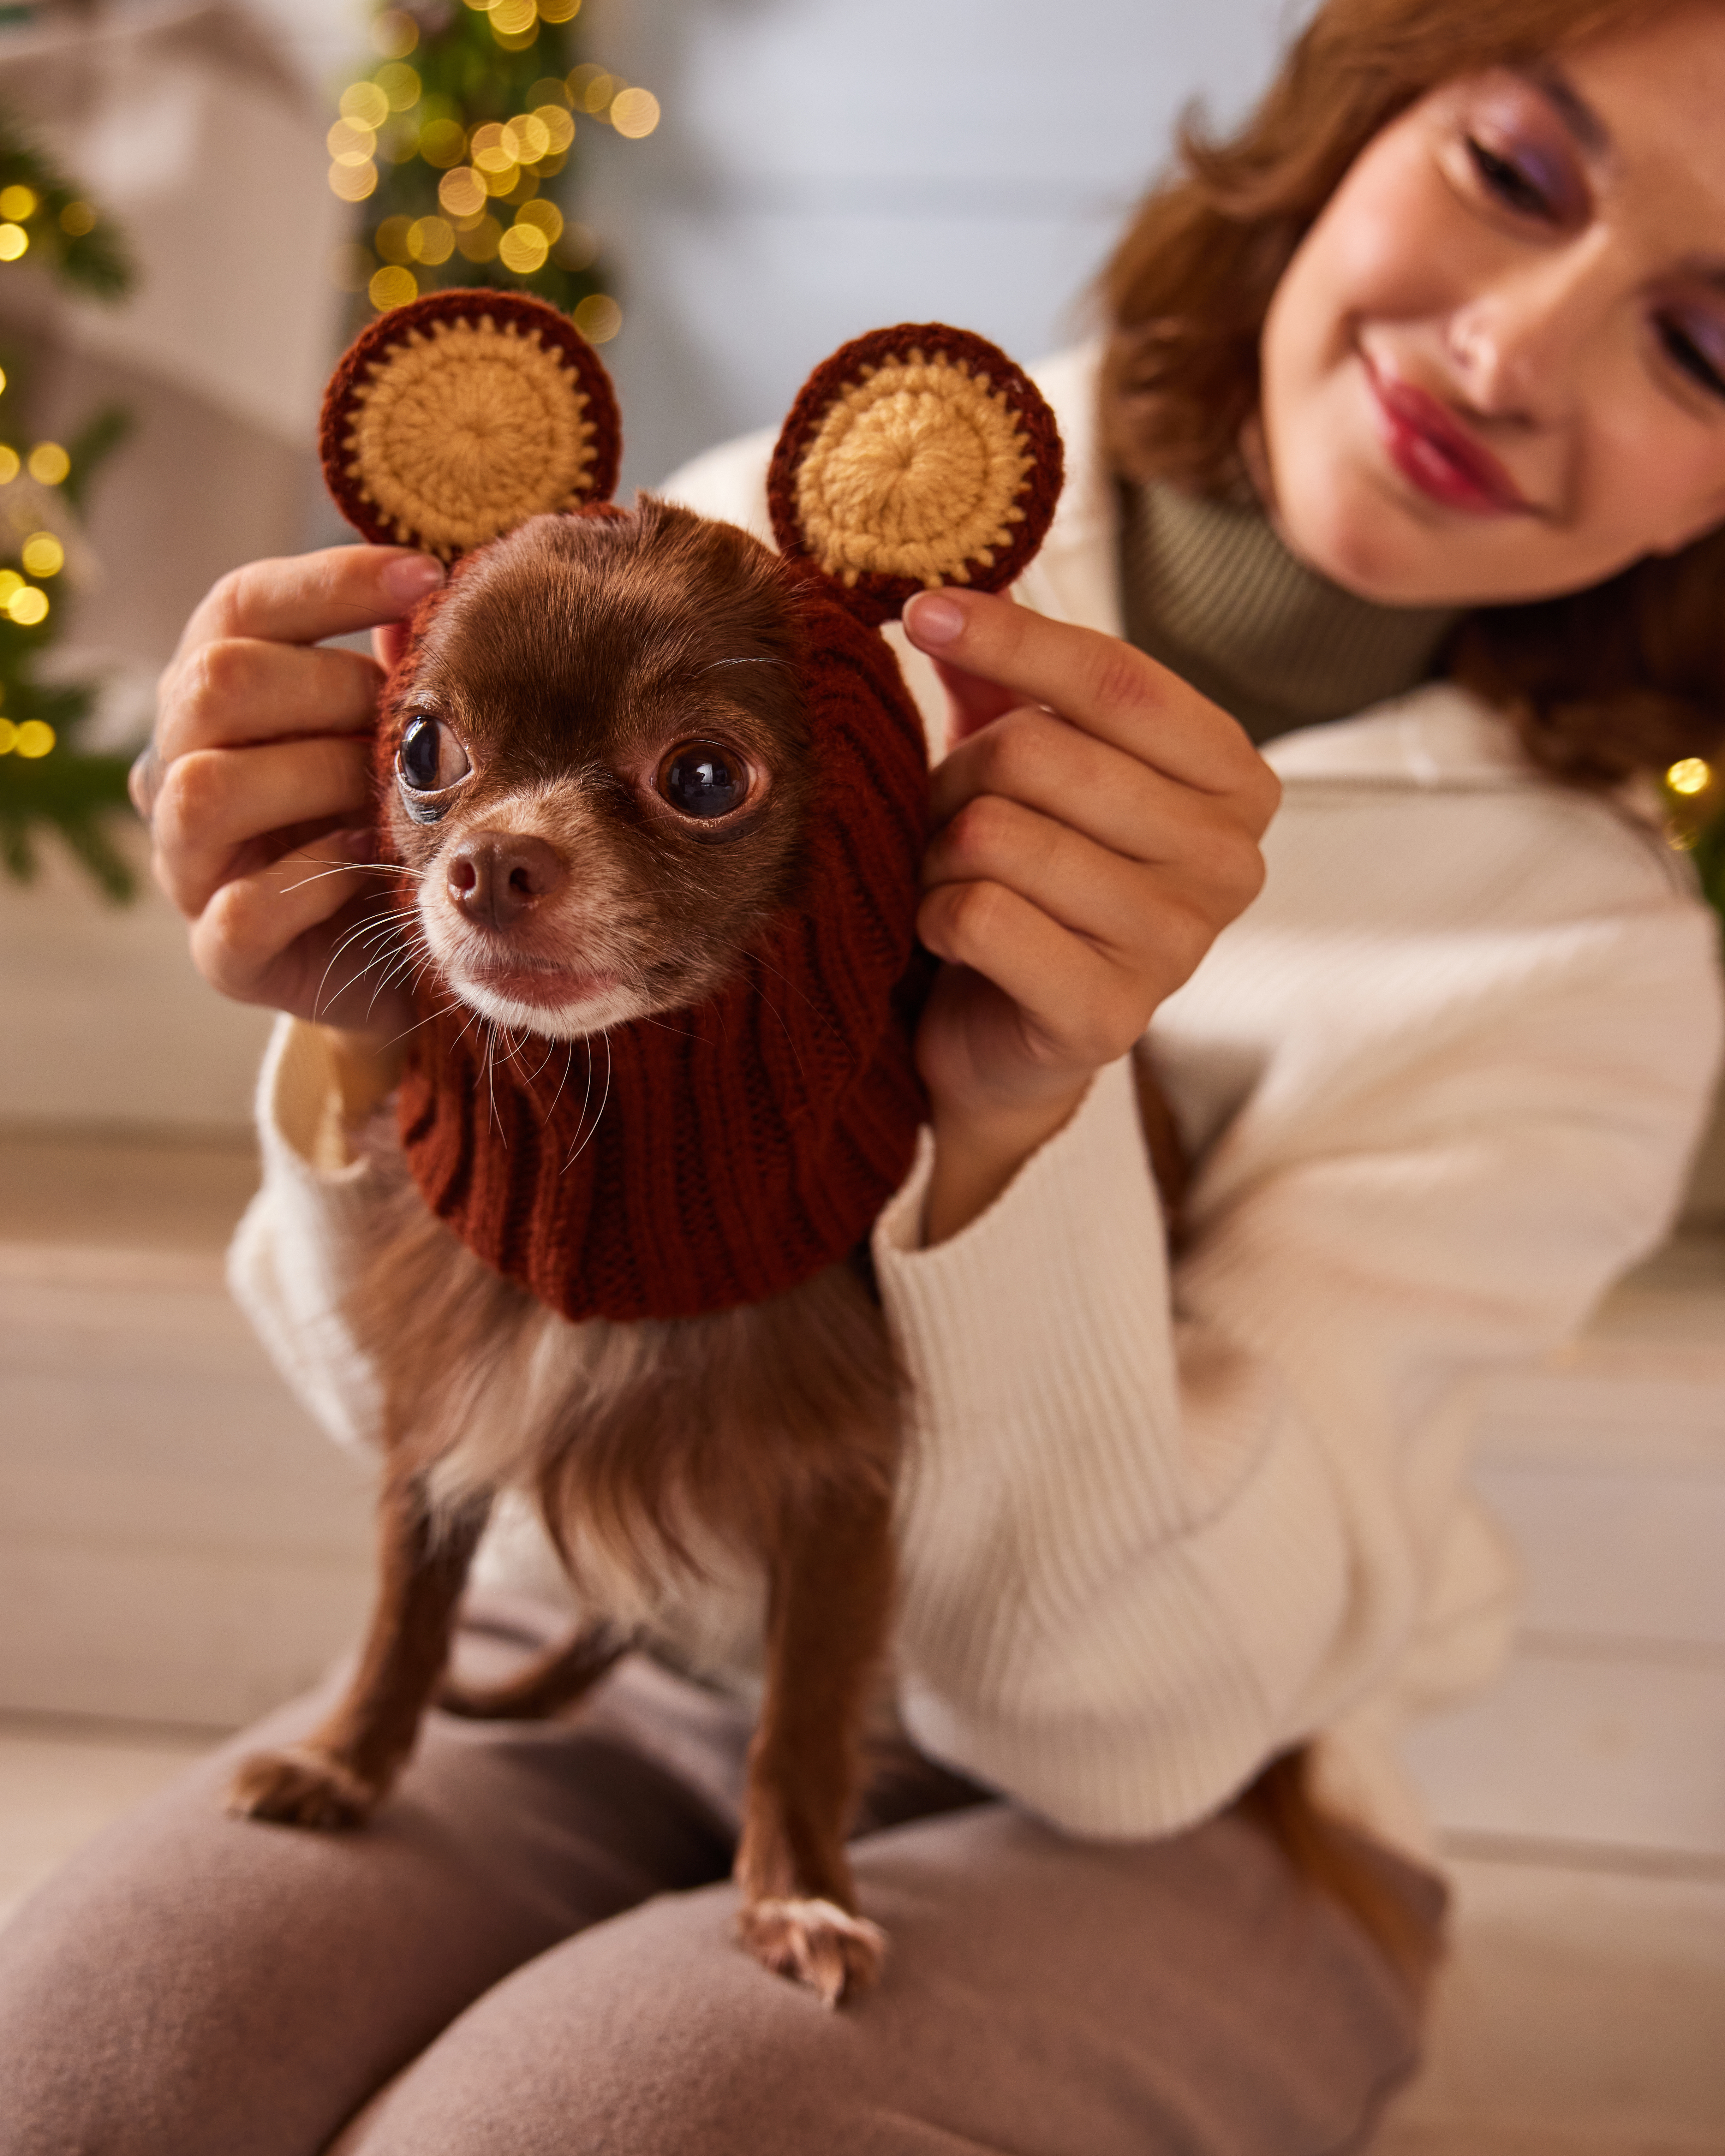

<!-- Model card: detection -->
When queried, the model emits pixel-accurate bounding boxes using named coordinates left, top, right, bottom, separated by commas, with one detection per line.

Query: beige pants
left=0, top=1608, right=1442, bottom=2155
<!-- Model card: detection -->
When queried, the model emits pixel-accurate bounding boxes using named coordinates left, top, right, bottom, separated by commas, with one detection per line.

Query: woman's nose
left=1445, top=242, right=1611, bottom=421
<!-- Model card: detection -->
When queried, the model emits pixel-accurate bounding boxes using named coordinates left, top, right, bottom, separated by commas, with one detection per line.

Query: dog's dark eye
left=657, top=741, right=751, bottom=820
left=398, top=716, right=470, bottom=793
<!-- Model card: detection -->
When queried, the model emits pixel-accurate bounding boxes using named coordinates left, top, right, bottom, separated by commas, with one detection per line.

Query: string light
left=0, top=719, right=13, bottom=754
left=0, top=365, right=6, bottom=394
left=7, top=586, right=49, bottom=625
left=375, top=63, right=422, bottom=111
left=0, top=226, right=28, bottom=262
left=0, top=448, right=16, bottom=483
left=0, top=570, right=20, bottom=601
left=572, top=292, right=621, bottom=342
left=498, top=222, right=548, bottom=272
left=27, top=444, right=69, bottom=485
left=340, top=82, right=392, bottom=132
left=20, top=533, right=63, bottom=578
left=330, top=161, right=379, bottom=202
left=13, top=719, right=55, bottom=757
left=502, top=112, right=553, bottom=161
left=407, top=216, right=456, bottom=265
left=539, top=0, right=581, bottom=17
left=0, top=185, right=36, bottom=220
left=609, top=87, right=660, bottom=138
left=515, top=198, right=563, bottom=242
left=368, top=264, right=417, bottom=310
left=1667, top=757, right=1712, bottom=796
left=328, top=119, right=377, bottom=166
left=438, top=167, right=486, bottom=218
left=491, top=0, right=537, bottom=34
left=532, top=104, right=576, bottom=153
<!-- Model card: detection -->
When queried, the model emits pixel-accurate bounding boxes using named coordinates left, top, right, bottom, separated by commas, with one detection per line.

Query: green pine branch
left=0, top=107, right=134, bottom=301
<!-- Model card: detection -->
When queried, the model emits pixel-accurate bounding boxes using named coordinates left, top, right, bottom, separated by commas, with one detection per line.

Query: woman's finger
left=904, top=588, right=1277, bottom=820
left=156, top=638, right=384, bottom=760
left=929, top=704, right=1241, bottom=865
left=173, top=545, right=444, bottom=660
left=152, top=735, right=375, bottom=917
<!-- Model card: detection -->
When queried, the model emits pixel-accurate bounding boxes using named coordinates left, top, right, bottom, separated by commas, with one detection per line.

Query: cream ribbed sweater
left=229, top=348, right=1724, bottom=1862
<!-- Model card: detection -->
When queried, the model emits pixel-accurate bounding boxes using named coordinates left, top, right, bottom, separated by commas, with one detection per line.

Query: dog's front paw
left=225, top=1745, right=379, bottom=1830
left=736, top=1896, right=887, bottom=2008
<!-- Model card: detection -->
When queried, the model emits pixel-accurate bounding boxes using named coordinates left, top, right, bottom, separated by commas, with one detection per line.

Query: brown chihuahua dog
left=226, top=304, right=1067, bottom=2005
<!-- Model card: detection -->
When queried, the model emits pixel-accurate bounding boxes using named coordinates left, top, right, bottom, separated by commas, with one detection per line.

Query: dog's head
left=320, top=295, right=1062, bottom=1041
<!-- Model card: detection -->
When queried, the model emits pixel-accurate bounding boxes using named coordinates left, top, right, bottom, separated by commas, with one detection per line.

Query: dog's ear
left=766, top=324, right=1063, bottom=627
left=320, top=290, right=622, bottom=561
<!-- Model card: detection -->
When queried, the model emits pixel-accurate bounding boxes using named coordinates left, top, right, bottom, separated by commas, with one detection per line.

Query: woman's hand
left=141, top=545, right=444, bottom=1041
left=902, top=589, right=1280, bottom=1244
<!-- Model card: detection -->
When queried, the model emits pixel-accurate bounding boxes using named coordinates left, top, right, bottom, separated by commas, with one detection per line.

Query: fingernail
left=904, top=592, right=965, bottom=646
left=381, top=553, right=445, bottom=604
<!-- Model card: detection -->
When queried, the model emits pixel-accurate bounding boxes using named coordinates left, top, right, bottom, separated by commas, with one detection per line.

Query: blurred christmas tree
left=0, top=110, right=137, bottom=900
left=1664, top=756, right=1725, bottom=925
left=330, top=0, right=652, bottom=344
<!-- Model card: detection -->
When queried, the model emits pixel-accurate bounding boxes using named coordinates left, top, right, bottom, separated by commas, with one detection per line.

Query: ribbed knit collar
left=1119, top=481, right=1463, bottom=746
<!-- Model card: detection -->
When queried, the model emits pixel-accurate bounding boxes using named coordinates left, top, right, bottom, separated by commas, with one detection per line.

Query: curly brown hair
left=1100, top=0, right=1725, bottom=785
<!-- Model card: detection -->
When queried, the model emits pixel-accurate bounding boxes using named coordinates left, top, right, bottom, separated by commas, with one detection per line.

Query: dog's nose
left=446, top=832, right=567, bottom=930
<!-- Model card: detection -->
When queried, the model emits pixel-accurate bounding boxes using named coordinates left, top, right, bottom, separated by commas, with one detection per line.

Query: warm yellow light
left=490, top=0, right=537, bottom=27
left=0, top=185, right=36, bottom=221
left=0, top=366, right=6, bottom=395
left=515, top=198, right=563, bottom=242
left=437, top=166, right=487, bottom=219
left=498, top=223, right=549, bottom=274
left=568, top=67, right=615, bottom=113
left=58, top=200, right=95, bottom=237
left=530, top=104, right=575, bottom=155
left=368, top=264, right=418, bottom=312
left=0, top=225, right=29, bottom=262
left=27, top=443, right=69, bottom=485
left=468, top=122, right=515, bottom=175
left=15, top=718, right=54, bottom=756
left=407, top=215, right=456, bottom=265
left=1668, top=756, right=1712, bottom=797
left=0, top=447, right=14, bottom=485
left=503, top=112, right=552, bottom=162
left=0, top=719, right=14, bottom=753
left=329, top=160, right=379, bottom=203
left=375, top=62, right=421, bottom=111
left=20, top=532, right=63, bottom=578
left=373, top=8, right=419, bottom=56
left=373, top=215, right=413, bottom=265
left=609, top=87, right=660, bottom=138
left=455, top=215, right=502, bottom=265
left=552, top=219, right=597, bottom=271
left=8, top=586, right=49, bottom=626
left=328, top=118, right=377, bottom=164
left=573, top=293, right=622, bottom=344
left=0, top=571, right=19, bottom=601
left=417, top=117, right=467, bottom=168
left=340, top=81, right=391, bottom=131
left=538, top=0, right=580, bottom=18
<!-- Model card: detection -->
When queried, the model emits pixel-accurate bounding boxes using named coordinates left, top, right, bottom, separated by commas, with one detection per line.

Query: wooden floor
left=0, top=1128, right=1721, bottom=2152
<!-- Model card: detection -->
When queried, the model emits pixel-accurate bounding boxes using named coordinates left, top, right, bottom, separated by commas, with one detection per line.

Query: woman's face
left=1257, top=1, right=1725, bottom=606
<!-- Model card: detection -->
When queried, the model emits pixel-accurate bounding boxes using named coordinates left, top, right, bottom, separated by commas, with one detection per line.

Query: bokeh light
left=502, top=112, right=552, bottom=161
left=58, top=201, right=96, bottom=237
left=341, top=81, right=391, bottom=131
left=330, top=161, right=380, bottom=202
left=1668, top=758, right=1713, bottom=797
left=515, top=198, right=563, bottom=242
left=438, top=166, right=487, bottom=218
left=369, top=264, right=418, bottom=310
left=573, top=293, right=621, bottom=343
left=469, top=122, right=516, bottom=175
left=376, top=63, right=422, bottom=111
left=539, top=0, right=581, bottom=17
left=7, top=586, right=49, bottom=626
left=491, top=0, right=537, bottom=32
left=0, top=185, right=37, bottom=221
left=418, top=118, right=468, bottom=168
left=328, top=118, right=377, bottom=165
left=0, top=226, right=29, bottom=262
left=498, top=222, right=548, bottom=272
left=373, top=9, right=419, bottom=57
left=14, top=718, right=55, bottom=756
left=568, top=66, right=615, bottom=113
left=20, top=533, right=64, bottom=578
left=408, top=216, right=456, bottom=265
left=374, top=215, right=414, bottom=265
left=531, top=104, right=576, bottom=155
left=0, top=719, right=14, bottom=754
left=609, top=88, right=660, bottom=139
left=0, top=571, right=20, bottom=601
left=27, top=443, right=69, bottom=485
left=0, top=447, right=17, bottom=483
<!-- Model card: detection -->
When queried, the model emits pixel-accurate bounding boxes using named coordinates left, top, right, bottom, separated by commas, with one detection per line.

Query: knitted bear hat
left=321, top=294, right=1063, bottom=1323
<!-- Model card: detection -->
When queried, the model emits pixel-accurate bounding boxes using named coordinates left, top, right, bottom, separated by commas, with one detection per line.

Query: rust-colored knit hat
left=322, top=298, right=1062, bottom=1322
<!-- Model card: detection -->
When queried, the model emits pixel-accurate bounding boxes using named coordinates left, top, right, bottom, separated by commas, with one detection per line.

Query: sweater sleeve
left=871, top=891, right=1723, bottom=1839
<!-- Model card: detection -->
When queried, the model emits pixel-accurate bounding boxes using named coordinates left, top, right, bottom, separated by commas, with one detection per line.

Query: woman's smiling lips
left=1363, top=356, right=1535, bottom=515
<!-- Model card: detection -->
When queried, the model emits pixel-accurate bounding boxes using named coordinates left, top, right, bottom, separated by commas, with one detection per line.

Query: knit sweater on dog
left=230, top=348, right=1724, bottom=1860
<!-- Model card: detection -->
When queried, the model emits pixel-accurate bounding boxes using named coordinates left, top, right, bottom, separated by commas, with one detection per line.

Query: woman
left=4, top=0, right=1722, bottom=2147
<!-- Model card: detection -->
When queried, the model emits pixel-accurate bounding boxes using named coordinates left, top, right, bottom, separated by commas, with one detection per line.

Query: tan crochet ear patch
left=767, top=325, right=1062, bottom=626
left=320, top=291, right=621, bottom=561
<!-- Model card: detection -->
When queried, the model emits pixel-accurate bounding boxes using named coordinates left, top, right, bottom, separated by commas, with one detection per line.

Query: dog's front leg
left=734, top=1473, right=896, bottom=2006
left=227, top=1463, right=489, bottom=1830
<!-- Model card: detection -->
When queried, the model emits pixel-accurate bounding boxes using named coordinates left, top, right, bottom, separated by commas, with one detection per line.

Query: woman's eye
left=398, top=716, right=470, bottom=792
left=657, top=741, right=752, bottom=820
left=1658, top=316, right=1725, bottom=403
left=1465, top=136, right=1552, bottom=219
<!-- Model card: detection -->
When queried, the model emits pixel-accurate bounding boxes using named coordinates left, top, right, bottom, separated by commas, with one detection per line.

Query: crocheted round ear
left=767, top=324, right=1062, bottom=626
left=320, top=290, right=622, bottom=561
